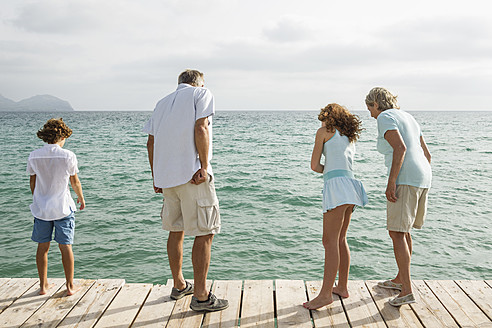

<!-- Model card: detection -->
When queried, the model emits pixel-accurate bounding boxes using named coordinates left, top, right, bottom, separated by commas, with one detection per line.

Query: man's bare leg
left=192, top=234, right=214, bottom=300
left=168, top=231, right=186, bottom=290
left=59, top=244, right=80, bottom=296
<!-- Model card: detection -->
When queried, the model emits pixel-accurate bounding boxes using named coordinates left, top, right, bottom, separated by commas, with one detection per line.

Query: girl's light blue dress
left=322, top=130, right=368, bottom=212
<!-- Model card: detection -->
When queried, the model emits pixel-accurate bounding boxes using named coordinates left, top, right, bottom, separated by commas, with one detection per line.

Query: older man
left=143, top=69, right=228, bottom=312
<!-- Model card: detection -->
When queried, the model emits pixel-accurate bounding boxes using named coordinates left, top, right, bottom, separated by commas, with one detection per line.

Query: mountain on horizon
left=0, top=94, right=74, bottom=111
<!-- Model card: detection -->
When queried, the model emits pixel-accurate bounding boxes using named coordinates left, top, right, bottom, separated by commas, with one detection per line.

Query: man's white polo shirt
left=143, top=83, right=215, bottom=188
left=27, top=144, right=79, bottom=220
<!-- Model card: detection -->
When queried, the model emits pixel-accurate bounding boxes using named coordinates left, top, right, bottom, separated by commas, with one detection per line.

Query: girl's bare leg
left=332, top=205, right=354, bottom=298
left=303, top=205, right=349, bottom=310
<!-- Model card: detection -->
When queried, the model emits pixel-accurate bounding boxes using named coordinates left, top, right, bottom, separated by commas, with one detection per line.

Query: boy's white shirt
left=27, top=144, right=79, bottom=220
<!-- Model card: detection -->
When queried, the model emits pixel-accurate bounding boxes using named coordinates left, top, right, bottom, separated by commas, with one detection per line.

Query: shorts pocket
left=197, top=198, right=220, bottom=231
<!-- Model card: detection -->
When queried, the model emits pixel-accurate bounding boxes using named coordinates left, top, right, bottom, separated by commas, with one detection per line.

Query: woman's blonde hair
left=365, top=87, right=399, bottom=111
left=318, top=103, right=362, bottom=143
left=37, top=118, right=72, bottom=144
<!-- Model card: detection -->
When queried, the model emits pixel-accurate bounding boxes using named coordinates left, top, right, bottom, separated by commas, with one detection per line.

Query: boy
left=27, top=118, right=85, bottom=295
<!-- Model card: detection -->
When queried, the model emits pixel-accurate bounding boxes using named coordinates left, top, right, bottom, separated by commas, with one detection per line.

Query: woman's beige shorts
left=161, top=177, right=221, bottom=236
left=387, top=185, right=429, bottom=232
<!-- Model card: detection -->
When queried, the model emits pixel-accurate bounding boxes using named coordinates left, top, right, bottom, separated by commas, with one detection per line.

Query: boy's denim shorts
left=31, top=213, right=75, bottom=245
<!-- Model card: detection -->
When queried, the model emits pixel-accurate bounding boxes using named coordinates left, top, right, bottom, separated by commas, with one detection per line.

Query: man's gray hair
left=178, top=69, right=204, bottom=86
left=365, top=87, right=400, bottom=111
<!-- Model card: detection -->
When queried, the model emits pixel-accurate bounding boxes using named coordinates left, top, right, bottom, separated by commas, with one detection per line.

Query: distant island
left=0, top=94, right=74, bottom=112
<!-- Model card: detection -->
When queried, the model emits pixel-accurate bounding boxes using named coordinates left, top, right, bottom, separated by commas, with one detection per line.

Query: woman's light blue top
left=377, top=109, right=432, bottom=188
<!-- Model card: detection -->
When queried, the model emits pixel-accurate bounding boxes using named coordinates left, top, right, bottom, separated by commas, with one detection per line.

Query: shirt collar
left=177, top=83, right=194, bottom=90
left=44, top=143, right=61, bottom=149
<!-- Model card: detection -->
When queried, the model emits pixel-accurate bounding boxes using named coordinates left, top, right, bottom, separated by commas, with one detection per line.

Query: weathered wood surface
left=241, top=280, right=275, bottom=328
left=202, top=280, right=242, bottom=328
left=306, top=280, right=348, bottom=327
left=0, top=278, right=491, bottom=327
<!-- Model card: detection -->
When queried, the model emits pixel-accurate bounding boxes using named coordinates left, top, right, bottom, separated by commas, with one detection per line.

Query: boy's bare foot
left=303, top=294, right=333, bottom=310
left=39, top=283, right=55, bottom=295
left=66, top=282, right=81, bottom=296
left=332, top=286, right=349, bottom=298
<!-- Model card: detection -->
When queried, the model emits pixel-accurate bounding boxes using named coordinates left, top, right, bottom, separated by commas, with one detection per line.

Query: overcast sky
left=1, top=0, right=491, bottom=110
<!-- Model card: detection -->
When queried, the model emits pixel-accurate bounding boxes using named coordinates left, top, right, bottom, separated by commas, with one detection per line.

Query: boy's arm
left=30, top=175, right=36, bottom=194
left=69, top=174, right=85, bottom=210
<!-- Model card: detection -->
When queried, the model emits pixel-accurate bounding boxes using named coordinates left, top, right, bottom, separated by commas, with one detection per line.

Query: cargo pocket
left=197, top=198, right=220, bottom=231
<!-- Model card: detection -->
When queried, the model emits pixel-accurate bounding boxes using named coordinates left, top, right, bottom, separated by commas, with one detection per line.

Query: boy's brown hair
left=37, top=118, right=73, bottom=144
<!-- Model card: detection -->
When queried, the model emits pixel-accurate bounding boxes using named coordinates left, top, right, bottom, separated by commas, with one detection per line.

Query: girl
left=304, top=103, right=368, bottom=310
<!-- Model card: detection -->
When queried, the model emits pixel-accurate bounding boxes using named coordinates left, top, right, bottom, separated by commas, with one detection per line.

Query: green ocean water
left=0, top=110, right=491, bottom=283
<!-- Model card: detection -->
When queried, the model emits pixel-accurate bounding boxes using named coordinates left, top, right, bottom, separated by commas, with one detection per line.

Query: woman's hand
left=385, top=183, right=398, bottom=202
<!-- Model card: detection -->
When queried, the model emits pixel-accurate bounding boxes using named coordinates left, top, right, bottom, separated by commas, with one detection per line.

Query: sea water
left=0, top=110, right=491, bottom=283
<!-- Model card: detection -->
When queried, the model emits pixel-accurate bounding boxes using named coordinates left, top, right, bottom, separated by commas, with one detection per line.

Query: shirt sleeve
left=142, top=116, right=154, bottom=135
left=194, top=88, right=215, bottom=120
left=68, top=153, right=80, bottom=176
left=26, top=158, right=35, bottom=175
left=377, top=113, right=398, bottom=137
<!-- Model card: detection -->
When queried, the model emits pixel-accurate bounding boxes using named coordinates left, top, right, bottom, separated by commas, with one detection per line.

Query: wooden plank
left=0, top=278, right=11, bottom=288
left=365, top=280, right=422, bottom=328
left=410, top=280, right=459, bottom=328
left=57, top=279, right=125, bottom=328
left=20, top=279, right=95, bottom=328
left=455, top=280, right=492, bottom=321
left=425, top=280, right=492, bottom=328
left=275, top=280, right=311, bottom=328
left=0, top=278, right=38, bottom=313
left=202, top=280, right=242, bottom=328
left=93, top=283, right=152, bottom=328
left=167, top=280, right=213, bottom=328
left=344, top=280, right=386, bottom=328
left=131, top=284, right=174, bottom=328
left=240, top=280, right=274, bottom=328
left=0, top=278, right=65, bottom=328
left=305, top=280, right=349, bottom=328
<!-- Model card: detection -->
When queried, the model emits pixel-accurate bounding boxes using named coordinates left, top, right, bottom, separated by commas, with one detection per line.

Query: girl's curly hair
left=318, top=103, right=362, bottom=143
left=37, top=118, right=72, bottom=144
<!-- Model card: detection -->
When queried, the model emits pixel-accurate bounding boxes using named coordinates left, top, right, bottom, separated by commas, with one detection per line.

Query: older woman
left=365, top=87, right=431, bottom=307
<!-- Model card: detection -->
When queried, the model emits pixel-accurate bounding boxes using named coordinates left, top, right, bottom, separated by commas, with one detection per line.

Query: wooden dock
left=0, top=278, right=491, bottom=327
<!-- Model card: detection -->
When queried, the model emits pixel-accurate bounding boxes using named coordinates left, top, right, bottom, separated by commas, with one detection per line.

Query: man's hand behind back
left=191, top=168, right=207, bottom=185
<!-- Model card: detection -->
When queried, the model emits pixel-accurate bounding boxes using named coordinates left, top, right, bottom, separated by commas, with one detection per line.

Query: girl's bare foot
left=332, top=286, right=349, bottom=298
left=303, top=294, right=334, bottom=310
left=39, top=283, right=55, bottom=295
left=66, top=282, right=81, bottom=296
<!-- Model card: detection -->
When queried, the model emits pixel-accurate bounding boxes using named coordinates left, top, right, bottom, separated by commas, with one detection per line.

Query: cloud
left=1, top=0, right=491, bottom=110
left=10, top=0, right=101, bottom=34
left=378, top=17, right=492, bottom=61
left=263, top=16, right=314, bottom=43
